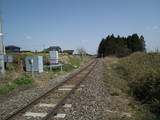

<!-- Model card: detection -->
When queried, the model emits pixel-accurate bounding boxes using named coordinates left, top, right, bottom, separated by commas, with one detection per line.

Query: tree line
left=97, top=34, right=146, bottom=57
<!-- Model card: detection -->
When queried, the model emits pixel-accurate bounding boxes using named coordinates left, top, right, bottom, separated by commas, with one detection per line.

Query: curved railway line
left=3, top=60, right=98, bottom=120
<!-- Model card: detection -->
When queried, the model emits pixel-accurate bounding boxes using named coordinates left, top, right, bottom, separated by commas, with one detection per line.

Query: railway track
left=3, top=60, right=98, bottom=120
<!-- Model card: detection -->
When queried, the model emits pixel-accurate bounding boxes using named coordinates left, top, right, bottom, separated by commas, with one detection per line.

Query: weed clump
left=0, top=84, right=15, bottom=94
left=14, top=77, right=34, bottom=85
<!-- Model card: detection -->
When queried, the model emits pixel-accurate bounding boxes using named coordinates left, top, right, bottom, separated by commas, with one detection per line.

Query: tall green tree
left=140, top=35, right=146, bottom=52
left=97, top=34, right=146, bottom=58
left=97, top=38, right=106, bottom=57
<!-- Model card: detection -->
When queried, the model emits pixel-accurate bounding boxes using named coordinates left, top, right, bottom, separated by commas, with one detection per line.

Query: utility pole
left=0, top=12, right=5, bottom=74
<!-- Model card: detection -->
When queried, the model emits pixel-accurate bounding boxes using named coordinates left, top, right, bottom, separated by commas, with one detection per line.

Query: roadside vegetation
left=103, top=52, right=160, bottom=120
left=0, top=54, right=94, bottom=94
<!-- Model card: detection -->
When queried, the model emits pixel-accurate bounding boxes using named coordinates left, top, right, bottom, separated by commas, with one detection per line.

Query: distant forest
left=97, top=34, right=146, bottom=57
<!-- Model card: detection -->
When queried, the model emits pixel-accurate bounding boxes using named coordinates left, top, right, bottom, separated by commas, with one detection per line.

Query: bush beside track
left=116, top=52, right=160, bottom=117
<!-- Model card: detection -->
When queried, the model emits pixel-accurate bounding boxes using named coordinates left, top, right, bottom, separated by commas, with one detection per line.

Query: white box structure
left=49, top=51, right=58, bottom=64
left=25, top=56, right=43, bottom=72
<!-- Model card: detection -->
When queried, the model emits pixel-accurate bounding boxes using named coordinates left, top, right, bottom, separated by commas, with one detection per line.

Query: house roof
left=5, top=45, right=21, bottom=49
left=63, top=50, right=74, bottom=52
left=49, top=46, right=61, bottom=49
left=63, top=50, right=74, bottom=54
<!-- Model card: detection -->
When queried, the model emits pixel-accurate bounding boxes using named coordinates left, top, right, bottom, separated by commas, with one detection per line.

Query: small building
left=63, top=50, right=74, bottom=55
left=43, top=46, right=62, bottom=53
left=5, top=45, right=20, bottom=53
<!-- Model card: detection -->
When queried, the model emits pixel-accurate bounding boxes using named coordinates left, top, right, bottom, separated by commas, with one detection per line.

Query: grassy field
left=103, top=52, right=160, bottom=120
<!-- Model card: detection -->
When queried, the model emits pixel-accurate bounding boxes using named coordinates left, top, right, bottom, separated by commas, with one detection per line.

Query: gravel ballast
left=55, top=60, right=110, bottom=120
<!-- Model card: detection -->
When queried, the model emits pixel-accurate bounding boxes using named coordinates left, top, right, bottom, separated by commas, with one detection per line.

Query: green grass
left=14, top=77, right=34, bottom=85
left=0, top=84, right=16, bottom=94
left=69, top=58, right=80, bottom=67
left=62, top=64, right=75, bottom=72
left=52, top=68, right=61, bottom=72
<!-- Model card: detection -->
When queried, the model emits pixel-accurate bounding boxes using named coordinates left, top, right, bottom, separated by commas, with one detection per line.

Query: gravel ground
left=0, top=62, right=92, bottom=120
left=53, top=59, right=110, bottom=120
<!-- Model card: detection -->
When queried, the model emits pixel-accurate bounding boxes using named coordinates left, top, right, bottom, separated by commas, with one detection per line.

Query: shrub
left=116, top=52, right=160, bottom=115
left=14, top=77, right=34, bottom=85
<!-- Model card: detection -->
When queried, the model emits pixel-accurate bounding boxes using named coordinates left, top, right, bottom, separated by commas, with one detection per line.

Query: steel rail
left=3, top=60, right=96, bottom=120
left=42, top=60, right=98, bottom=120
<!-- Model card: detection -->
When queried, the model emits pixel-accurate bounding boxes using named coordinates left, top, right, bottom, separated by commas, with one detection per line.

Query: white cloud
left=153, top=26, right=159, bottom=30
left=146, top=25, right=160, bottom=31
left=25, top=36, right=32, bottom=40
left=81, top=40, right=89, bottom=43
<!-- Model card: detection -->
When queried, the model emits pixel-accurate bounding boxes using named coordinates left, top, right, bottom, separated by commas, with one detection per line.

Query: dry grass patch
left=103, top=57, right=133, bottom=120
left=103, top=57, right=156, bottom=120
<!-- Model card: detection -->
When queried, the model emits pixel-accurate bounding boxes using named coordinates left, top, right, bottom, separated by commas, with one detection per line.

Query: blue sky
left=1, top=0, right=160, bottom=54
